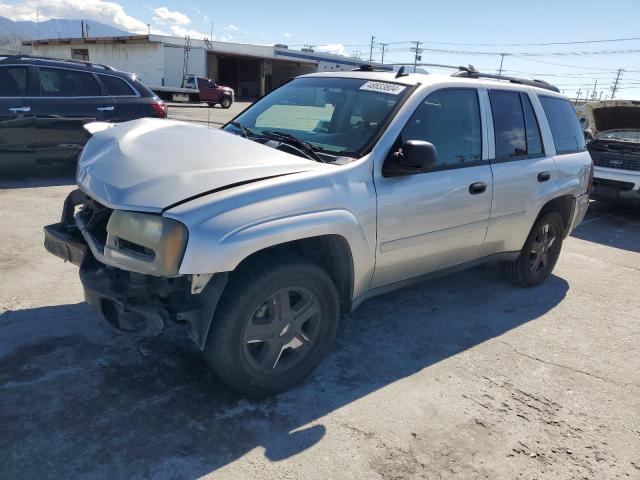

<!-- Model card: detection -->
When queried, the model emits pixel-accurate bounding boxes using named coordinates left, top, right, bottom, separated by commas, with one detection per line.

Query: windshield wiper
left=261, top=130, right=325, bottom=162
left=228, top=121, right=257, bottom=138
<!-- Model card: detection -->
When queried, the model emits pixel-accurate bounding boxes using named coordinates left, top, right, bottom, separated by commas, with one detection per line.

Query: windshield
left=597, top=130, right=640, bottom=143
left=223, top=77, right=409, bottom=157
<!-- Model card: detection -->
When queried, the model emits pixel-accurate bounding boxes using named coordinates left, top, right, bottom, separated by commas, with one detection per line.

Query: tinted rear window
left=539, top=96, right=585, bottom=154
left=490, top=90, right=527, bottom=160
left=0, top=66, right=28, bottom=97
left=39, top=67, right=101, bottom=97
left=100, top=75, right=136, bottom=96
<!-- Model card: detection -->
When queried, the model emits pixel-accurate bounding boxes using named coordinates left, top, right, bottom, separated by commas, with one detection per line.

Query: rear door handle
left=537, top=171, right=551, bottom=182
left=469, top=182, right=487, bottom=195
left=9, top=106, right=30, bottom=113
left=97, top=106, right=114, bottom=111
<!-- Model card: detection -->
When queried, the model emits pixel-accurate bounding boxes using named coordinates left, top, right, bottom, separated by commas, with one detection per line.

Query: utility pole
left=410, top=41, right=422, bottom=73
left=611, top=68, right=622, bottom=99
left=379, top=43, right=388, bottom=64
left=497, top=53, right=506, bottom=76
left=369, top=36, right=375, bottom=62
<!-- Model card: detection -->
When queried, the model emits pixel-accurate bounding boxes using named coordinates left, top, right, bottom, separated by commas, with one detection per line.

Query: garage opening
left=207, top=51, right=317, bottom=101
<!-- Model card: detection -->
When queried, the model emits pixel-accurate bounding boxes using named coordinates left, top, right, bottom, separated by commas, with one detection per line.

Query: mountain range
left=0, top=16, right=131, bottom=40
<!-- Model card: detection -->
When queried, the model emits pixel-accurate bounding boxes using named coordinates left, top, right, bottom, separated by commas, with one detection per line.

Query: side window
left=521, top=93, right=543, bottom=156
left=39, top=67, right=101, bottom=97
left=401, top=88, right=482, bottom=168
left=489, top=90, right=527, bottom=160
left=539, top=96, right=586, bottom=154
left=0, top=66, right=28, bottom=97
left=99, top=75, right=136, bottom=96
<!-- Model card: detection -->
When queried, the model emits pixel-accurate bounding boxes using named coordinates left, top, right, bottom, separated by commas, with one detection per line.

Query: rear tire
left=204, top=256, right=340, bottom=397
left=501, top=211, right=564, bottom=287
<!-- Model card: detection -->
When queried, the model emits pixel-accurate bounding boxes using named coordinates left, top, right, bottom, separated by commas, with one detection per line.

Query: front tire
left=220, top=96, right=232, bottom=109
left=204, top=257, right=340, bottom=397
left=501, top=211, right=564, bottom=287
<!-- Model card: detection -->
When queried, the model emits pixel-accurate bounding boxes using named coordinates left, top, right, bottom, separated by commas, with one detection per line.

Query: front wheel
left=501, top=211, right=564, bottom=287
left=220, top=96, right=232, bottom=109
left=204, top=257, right=340, bottom=397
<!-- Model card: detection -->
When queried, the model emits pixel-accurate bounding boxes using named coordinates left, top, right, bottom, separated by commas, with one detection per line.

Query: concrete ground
left=166, top=101, right=251, bottom=127
left=1, top=165, right=639, bottom=478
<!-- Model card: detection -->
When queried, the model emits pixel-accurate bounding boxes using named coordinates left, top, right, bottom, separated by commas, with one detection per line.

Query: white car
left=45, top=67, right=592, bottom=396
left=586, top=99, right=640, bottom=205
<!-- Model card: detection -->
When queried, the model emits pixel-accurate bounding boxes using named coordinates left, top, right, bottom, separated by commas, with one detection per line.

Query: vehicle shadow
left=0, top=164, right=76, bottom=190
left=571, top=200, right=640, bottom=253
left=0, top=265, right=569, bottom=478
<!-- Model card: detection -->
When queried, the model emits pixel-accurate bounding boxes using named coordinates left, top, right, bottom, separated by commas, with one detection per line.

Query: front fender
left=177, top=208, right=375, bottom=300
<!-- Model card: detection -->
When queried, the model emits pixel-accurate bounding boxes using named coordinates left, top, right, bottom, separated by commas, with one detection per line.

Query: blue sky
left=2, top=0, right=640, bottom=99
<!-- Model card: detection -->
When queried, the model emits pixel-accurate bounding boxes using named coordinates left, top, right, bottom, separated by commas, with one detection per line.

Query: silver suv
left=44, top=68, right=592, bottom=396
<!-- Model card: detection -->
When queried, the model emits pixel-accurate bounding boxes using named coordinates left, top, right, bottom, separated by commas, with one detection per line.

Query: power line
left=417, top=36, right=640, bottom=47
left=418, top=46, right=640, bottom=57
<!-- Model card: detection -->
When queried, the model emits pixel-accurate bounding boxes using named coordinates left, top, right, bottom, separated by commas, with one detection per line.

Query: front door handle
left=469, top=182, right=487, bottom=195
left=97, top=106, right=115, bottom=111
left=9, top=106, right=30, bottom=113
left=537, top=171, right=551, bottom=182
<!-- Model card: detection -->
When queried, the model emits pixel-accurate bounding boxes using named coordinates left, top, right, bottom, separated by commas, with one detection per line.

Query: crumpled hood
left=77, top=118, right=327, bottom=212
left=586, top=100, right=640, bottom=135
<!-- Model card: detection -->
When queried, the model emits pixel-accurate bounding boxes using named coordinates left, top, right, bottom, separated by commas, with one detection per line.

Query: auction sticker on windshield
left=360, top=81, right=406, bottom=95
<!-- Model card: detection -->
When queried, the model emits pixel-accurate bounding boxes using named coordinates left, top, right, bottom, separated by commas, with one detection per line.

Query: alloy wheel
left=529, top=223, right=558, bottom=274
left=242, top=287, right=320, bottom=374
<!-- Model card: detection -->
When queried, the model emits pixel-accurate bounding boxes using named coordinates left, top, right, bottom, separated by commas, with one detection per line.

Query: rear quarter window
left=99, top=75, right=136, bottom=96
left=539, top=96, right=586, bottom=154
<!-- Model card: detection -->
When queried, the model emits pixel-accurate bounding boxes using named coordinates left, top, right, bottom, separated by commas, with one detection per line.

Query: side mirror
left=385, top=140, right=438, bottom=176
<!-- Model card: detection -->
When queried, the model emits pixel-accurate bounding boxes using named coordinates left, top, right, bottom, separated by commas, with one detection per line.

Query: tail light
left=150, top=99, right=168, bottom=118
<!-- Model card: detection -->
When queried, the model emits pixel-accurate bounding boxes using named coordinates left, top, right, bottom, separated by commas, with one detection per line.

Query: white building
left=25, top=35, right=386, bottom=98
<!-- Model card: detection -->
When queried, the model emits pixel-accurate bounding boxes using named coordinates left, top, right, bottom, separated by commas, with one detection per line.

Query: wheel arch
left=536, top=194, right=576, bottom=237
left=234, top=234, right=355, bottom=314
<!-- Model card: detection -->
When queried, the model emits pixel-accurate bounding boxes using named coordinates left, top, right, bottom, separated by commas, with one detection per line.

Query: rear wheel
left=220, top=96, right=232, bottom=109
left=204, top=257, right=340, bottom=397
left=501, top=211, right=564, bottom=287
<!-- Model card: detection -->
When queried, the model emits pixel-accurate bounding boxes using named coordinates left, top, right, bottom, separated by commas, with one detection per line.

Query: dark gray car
left=0, top=55, right=168, bottom=166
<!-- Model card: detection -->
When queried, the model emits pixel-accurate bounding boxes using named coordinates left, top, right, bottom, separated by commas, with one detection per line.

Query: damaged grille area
left=589, top=141, right=640, bottom=172
left=76, top=198, right=114, bottom=247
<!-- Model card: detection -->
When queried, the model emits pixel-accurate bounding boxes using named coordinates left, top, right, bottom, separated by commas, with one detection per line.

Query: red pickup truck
left=150, top=74, right=235, bottom=108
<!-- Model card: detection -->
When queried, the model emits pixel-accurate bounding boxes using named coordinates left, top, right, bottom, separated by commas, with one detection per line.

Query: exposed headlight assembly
left=105, top=211, right=188, bottom=277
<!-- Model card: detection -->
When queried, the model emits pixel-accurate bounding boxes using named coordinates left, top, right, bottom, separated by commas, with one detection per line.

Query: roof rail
left=451, top=70, right=560, bottom=93
left=388, top=63, right=478, bottom=74
left=352, top=63, right=394, bottom=72
left=0, top=55, right=116, bottom=71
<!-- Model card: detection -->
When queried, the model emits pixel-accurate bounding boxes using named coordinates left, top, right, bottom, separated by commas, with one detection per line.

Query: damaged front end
left=43, top=189, right=227, bottom=348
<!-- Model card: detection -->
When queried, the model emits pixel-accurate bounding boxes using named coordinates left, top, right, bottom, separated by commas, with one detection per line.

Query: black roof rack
left=352, top=63, right=394, bottom=72
left=388, top=63, right=478, bottom=74
left=451, top=70, right=560, bottom=93
left=0, top=55, right=116, bottom=71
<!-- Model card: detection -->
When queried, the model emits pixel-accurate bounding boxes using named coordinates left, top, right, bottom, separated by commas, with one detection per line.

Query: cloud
left=283, top=32, right=291, bottom=38
left=153, top=7, right=190, bottom=26
left=0, top=0, right=149, bottom=33
left=168, top=25, right=210, bottom=40
left=223, top=24, right=238, bottom=32
left=317, top=43, right=347, bottom=56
